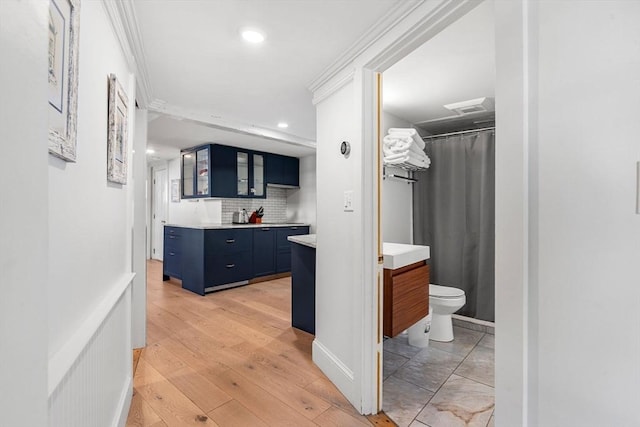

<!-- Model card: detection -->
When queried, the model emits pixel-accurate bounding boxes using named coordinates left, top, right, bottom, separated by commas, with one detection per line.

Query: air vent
left=444, top=97, right=495, bottom=116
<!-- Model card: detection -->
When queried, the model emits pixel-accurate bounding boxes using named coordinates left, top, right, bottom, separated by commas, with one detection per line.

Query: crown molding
left=312, top=68, right=356, bottom=106
left=149, top=102, right=317, bottom=149
left=308, top=0, right=424, bottom=94
left=102, top=0, right=153, bottom=108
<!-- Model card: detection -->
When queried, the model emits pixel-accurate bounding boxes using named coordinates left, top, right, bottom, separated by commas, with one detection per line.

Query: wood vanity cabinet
left=383, top=261, right=430, bottom=337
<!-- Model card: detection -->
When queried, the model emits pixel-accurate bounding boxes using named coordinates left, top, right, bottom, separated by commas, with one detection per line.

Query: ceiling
left=383, top=0, right=495, bottom=133
left=134, top=0, right=407, bottom=159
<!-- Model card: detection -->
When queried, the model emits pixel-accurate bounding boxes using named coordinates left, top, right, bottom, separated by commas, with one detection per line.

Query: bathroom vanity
left=382, top=243, right=430, bottom=337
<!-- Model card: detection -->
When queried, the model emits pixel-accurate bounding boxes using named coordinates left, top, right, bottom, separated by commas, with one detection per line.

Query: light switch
left=344, top=190, right=354, bottom=212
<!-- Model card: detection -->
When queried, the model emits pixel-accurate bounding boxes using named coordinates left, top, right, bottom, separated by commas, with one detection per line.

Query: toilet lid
left=429, top=284, right=465, bottom=298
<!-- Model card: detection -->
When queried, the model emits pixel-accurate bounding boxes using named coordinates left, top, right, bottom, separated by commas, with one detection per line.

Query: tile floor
left=383, top=324, right=495, bottom=427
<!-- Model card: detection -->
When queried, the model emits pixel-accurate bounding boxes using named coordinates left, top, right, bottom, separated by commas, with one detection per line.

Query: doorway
left=377, top=2, right=496, bottom=425
left=151, top=167, right=168, bottom=261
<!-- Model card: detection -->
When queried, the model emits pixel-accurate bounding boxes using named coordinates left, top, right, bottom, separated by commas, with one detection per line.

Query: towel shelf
left=383, top=166, right=418, bottom=184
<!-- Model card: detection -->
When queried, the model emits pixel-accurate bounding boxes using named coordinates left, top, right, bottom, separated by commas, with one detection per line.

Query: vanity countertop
left=382, top=242, right=430, bottom=270
left=288, top=234, right=316, bottom=249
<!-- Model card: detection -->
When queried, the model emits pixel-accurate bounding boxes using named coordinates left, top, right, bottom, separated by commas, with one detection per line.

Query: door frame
left=151, top=165, right=169, bottom=261
left=356, top=1, right=531, bottom=424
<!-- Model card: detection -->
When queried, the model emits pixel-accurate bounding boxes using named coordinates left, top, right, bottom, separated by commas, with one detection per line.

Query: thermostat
left=340, top=141, right=351, bottom=157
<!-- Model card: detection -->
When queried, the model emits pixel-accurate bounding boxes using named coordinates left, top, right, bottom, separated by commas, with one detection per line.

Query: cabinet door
left=253, top=228, right=276, bottom=277
left=195, top=148, right=210, bottom=196
left=252, top=153, right=265, bottom=197
left=266, top=153, right=284, bottom=185
left=237, top=151, right=249, bottom=196
left=182, top=151, right=195, bottom=197
left=210, top=145, right=237, bottom=198
left=282, top=156, right=299, bottom=187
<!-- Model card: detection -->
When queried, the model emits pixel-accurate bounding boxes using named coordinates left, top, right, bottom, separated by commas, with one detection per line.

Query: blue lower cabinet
left=275, top=226, right=310, bottom=273
left=291, top=242, right=316, bottom=334
left=163, top=227, right=183, bottom=280
left=253, top=228, right=276, bottom=277
left=165, top=225, right=309, bottom=296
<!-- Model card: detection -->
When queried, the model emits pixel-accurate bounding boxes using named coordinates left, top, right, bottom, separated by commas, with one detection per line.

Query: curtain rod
left=422, top=126, right=495, bottom=140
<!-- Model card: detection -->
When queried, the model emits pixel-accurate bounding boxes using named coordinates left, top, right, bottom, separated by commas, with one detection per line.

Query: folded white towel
left=387, top=128, right=425, bottom=150
left=383, top=144, right=428, bottom=159
left=384, top=151, right=430, bottom=167
left=385, top=150, right=429, bottom=164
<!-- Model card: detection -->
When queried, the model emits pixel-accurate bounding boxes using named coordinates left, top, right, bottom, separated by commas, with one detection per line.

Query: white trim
left=312, top=339, right=355, bottom=398
left=308, top=1, right=425, bottom=92
left=452, top=314, right=495, bottom=328
left=149, top=102, right=317, bottom=149
left=101, top=0, right=153, bottom=107
left=48, top=272, right=135, bottom=396
left=311, top=68, right=356, bottom=106
left=113, top=375, right=133, bottom=427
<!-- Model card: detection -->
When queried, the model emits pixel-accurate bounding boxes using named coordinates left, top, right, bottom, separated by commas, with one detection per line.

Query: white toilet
left=429, top=284, right=466, bottom=342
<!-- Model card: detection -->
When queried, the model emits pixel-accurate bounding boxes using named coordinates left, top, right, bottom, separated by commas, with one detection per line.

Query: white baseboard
left=114, top=375, right=133, bottom=427
left=312, top=339, right=357, bottom=408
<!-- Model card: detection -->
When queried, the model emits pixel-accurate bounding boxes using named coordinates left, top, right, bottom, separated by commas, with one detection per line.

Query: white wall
left=0, top=1, right=49, bottom=425
left=533, top=2, right=640, bottom=425
left=314, top=80, right=362, bottom=404
left=46, top=1, right=136, bottom=424
left=381, top=111, right=415, bottom=244
left=286, top=154, right=317, bottom=232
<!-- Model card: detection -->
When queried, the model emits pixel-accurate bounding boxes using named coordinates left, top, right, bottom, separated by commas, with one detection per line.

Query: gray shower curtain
left=413, top=130, right=495, bottom=322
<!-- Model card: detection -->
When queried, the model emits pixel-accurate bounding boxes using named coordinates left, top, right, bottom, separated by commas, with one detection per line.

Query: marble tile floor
left=383, top=325, right=495, bottom=427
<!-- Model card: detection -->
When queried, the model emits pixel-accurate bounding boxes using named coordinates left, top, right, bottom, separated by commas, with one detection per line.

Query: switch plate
left=344, top=190, right=354, bottom=212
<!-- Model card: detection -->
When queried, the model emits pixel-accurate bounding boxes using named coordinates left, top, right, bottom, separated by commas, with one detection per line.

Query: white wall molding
left=48, top=272, right=135, bottom=396
left=312, top=68, right=356, bottom=106
left=114, top=376, right=133, bottom=427
left=149, top=102, right=317, bottom=149
left=101, top=0, right=153, bottom=107
left=308, top=0, right=425, bottom=93
left=312, top=339, right=355, bottom=399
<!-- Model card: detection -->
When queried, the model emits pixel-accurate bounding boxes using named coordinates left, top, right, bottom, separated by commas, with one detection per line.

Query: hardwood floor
left=127, top=260, right=395, bottom=427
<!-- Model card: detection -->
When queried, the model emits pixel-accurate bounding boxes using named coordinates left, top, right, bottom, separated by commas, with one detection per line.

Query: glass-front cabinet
left=181, top=144, right=212, bottom=199
left=181, top=144, right=291, bottom=199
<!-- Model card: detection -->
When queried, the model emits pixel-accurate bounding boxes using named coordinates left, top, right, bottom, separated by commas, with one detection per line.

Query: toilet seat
left=429, top=284, right=465, bottom=299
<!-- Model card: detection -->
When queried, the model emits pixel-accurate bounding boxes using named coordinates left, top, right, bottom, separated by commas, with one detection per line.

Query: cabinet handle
left=226, top=239, right=235, bottom=243
left=291, top=227, right=298, bottom=230
left=168, top=235, right=176, bottom=239
left=262, top=228, right=270, bottom=231
left=225, top=264, right=235, bottom=268
left=169, top=252, right=175, bottom=256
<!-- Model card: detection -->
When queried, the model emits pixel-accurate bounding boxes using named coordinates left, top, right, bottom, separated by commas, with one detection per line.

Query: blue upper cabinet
left=266, top=153, right=300, bottom=188
left=181, top=144, right=213, bottom=198
left=181, top=144, right=268, bottom=199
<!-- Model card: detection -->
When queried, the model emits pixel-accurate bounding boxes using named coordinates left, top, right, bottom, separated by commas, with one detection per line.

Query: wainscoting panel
left=48, top=275, right=133, bottom=427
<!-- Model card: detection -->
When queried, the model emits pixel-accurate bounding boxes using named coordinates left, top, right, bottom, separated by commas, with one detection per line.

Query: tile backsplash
left=221, top=187, right=287, bottom=223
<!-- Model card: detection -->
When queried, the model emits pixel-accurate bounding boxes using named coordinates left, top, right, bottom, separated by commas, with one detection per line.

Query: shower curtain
left=413, top=130, right=495, bottom=322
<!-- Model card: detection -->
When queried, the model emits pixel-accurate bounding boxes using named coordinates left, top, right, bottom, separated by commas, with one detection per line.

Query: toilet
left=429, top=284, right=466, bottom=342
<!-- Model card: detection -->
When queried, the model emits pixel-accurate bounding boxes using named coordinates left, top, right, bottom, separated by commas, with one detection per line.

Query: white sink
left=382, top=243, right=430, bottom=270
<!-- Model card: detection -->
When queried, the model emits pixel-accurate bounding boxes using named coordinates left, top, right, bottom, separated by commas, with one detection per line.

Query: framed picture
left=107, top=74, right=129, bottom=184
left=48, top=0, right=80, bottom=162
left=171, top=179, right=180, bottom=202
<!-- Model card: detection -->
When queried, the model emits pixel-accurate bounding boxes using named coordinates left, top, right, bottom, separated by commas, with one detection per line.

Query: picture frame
left=48, top=0, right=80, bottom=162
left=171, top=179, right=181, bottom=202
left=107, top=74, right=129, bottom=184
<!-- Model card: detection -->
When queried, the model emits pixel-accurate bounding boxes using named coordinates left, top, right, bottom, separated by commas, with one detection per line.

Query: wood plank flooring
left=127, top=260, right=396, bottom=427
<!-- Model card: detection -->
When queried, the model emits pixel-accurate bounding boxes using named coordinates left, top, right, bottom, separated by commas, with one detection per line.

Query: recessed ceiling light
left=146, top=148, right=155, bottom=154
left=277, top=122, right=289, bottom=129
left=241, top=29, right=265, bottom=44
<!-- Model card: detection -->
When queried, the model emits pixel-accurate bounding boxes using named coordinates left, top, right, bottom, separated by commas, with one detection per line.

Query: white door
left=152, top=168, right=168, bottom=260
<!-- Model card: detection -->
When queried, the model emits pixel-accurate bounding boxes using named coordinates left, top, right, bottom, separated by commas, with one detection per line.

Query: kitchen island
left=288, top=234, right=316, bottom=334
left=163, top=223, right=309, bottom=295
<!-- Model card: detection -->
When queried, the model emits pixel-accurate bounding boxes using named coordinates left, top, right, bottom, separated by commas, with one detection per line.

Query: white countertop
left=165, top=223, right=309, bottom=230
left=382, top=242, right=430, bottom=270
left=288, top=234, right=317, bottom=249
